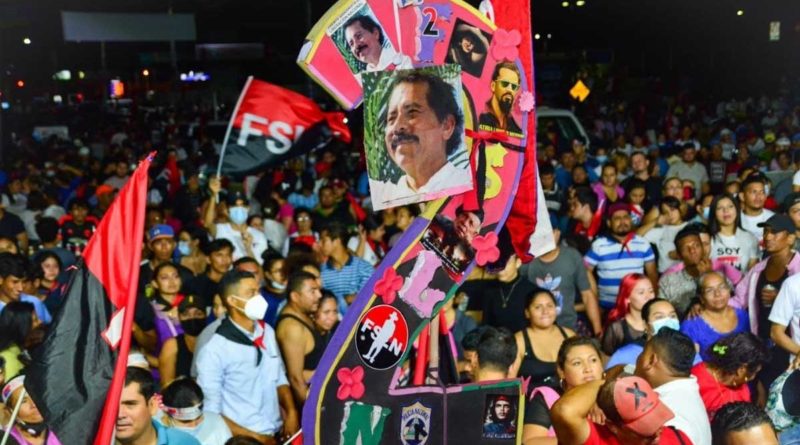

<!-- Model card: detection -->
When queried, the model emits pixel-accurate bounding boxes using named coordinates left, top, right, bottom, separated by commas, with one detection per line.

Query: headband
left=162, top=403, right=203, bottom=421
left=2, top=375, right=25, bottom=404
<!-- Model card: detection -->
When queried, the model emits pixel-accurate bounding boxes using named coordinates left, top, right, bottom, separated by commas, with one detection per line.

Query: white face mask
left=231, top=294, right=268, bottom=320
left=270, top=280, right=286, bottom=291
left=651, top=317, right=680, bottom=335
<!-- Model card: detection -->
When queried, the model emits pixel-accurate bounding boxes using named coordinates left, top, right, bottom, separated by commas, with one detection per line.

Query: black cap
left=783, top=192, right=800, bottom=212
left=226, top=190, right=249, bottom=206
left=757, top=214, right=796, bottom=234
left=782, top=369, right=800, bottom=417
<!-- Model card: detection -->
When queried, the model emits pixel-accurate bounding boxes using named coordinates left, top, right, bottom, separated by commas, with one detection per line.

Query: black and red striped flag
left=217, top=76, right=351, bottom=176
left=26, top=153, right=153, bottom=445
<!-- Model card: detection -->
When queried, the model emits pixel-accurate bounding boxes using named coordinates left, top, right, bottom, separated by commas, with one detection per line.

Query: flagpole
left=2, top=388, right=26, bottom=445
left=216, top=75, right=254, bottom=178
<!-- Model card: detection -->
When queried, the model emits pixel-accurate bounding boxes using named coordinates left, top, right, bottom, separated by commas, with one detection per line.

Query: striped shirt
left=584, top=234, right=655, bottom=304
left=321, top=255, right=374, bottom=315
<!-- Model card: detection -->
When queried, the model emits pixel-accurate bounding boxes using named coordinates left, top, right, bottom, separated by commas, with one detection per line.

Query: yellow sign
left=570, top=80, right=590, bottom=102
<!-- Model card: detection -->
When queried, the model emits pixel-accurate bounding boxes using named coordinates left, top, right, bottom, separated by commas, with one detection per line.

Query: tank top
left=276, top=313, right=325, bottom=371
left=175, top=334, right=193, bottom=380
left=518, top=326, right=568, bottom=389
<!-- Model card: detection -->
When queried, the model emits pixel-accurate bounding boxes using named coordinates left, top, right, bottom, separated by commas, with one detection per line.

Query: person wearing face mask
left=259, top=251, right=288, bottom=328
left=606, top=298, right=702, bottom=370
left=204, top=177, right=268, bottom=265
left=160, top=378, right=232, bottom=445
left=178, top=226, right=209, bottom=277
left=196, top=271, right=299, bottom=444
left=2, top=374, right=62, bottom=445
left=158, top=295, right=208, bottom=387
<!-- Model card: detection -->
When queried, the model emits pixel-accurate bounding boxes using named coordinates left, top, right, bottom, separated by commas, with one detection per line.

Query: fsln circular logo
left=355, top=304, right=409, bottom=370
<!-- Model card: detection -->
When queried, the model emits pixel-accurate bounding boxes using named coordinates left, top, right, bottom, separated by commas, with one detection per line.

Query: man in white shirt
left=369, top=71, right=471, bottom=209
left=635, top=328, right=712, bottom=445
left=204, top=179, right=268, bottom=264
left=343, top=15, right=412, bottom=73
left=739, top=173, right=774, bottom=240
left=770, top=273, right=800, bottom=368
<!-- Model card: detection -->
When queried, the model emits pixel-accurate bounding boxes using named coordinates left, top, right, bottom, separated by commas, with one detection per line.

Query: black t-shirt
left=313, top=202, right=355, bottom=232
left=0, top=211, right=25, bottom=239
left=524, top=392, right=553, bottom=429
left=186, top=273, right=221, bottom=309
left=134, top=293, right=156, bottom=332
left=620, top=175, right=662, bottom=208
left=755, top=268, right=789, bottom=339
left=459, top=277, right=535, bottom=333
left=60, top=220, right=97, bottom=250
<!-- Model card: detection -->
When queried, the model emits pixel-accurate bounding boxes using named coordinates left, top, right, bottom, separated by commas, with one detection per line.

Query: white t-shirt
left=740, top=208, right=774, bottom=240
left=793, top=169, right=800, bottom=188
left=769, top=273, right=800, bottom=362
left=656, top=377, right=713, bottom=445
left=185, top=411, right=233, bottom=445
left=369, top=161, right=472, bottom=210
left=710, top=230, right=759, bottom=273
left=347, top=236, right=380, bottom=266
left=215, top=223, right=268, bottom=264
left=643, top=222, right=687, bottom=273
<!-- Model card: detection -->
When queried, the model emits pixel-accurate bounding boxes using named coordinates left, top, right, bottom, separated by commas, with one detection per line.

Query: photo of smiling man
left=364, top=66, right=473, bottom=210
left=479, top=61, right=523, bottom=137
left=328, top=2, right=412, bottom=79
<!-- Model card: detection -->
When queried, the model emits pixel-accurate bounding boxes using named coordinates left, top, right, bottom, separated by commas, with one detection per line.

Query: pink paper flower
left=518, top=91, right=534, bottom=112
left=374, top=267, right=404, bottom=304
left=472, top=232, right=500, bottom=266
left=336, top=366, right=365, bottom=400
left=490, top=28, right=521, bottom=61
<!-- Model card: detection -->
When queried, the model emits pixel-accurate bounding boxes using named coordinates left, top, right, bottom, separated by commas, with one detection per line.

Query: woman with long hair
left=522, top=336, right=605, bottom=443
left=591, top=163, right=624, bottom=204
left=601, top=273, right=655, bottom=355
left=178, top=226, right=209, bottom=276
left=512, top=289, right=575, bottom=390
left=708, top=193, right=759, bottom=273
left=0, top=302, right=40, bottom=385
left=348, top=215, right=387, bottom=266
left=691, top=332, right=769, bottom=421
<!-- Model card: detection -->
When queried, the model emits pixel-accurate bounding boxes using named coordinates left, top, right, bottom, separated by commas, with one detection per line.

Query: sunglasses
left=499, top=80, right=520, bottom=91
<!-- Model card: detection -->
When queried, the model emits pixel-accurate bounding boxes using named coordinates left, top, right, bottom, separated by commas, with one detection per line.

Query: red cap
left=611, top=377, right=674, bottom=437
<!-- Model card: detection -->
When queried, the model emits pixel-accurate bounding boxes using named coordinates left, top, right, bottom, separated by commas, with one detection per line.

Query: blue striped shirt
left=584, top=235, right=655, bottom=304
left=321, top=255, right=374, bottom=315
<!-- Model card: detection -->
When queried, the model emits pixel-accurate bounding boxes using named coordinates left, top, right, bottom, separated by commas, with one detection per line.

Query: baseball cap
left=1, top=374, right=24, bottom=404
left=148, top=224, right=175, bottom=242
left=765, top=132, right=776, bottom=143
left=757, top=214, right=795, bottom=234
left=782, top=370, right=800, bottom=417
left=777, top=137, right=791, bottom=147
left=226, top=190, right=249, bottom=206
left=94, top=184, right=115, bottom=197
left=178, top=294, right=206, bottom=313
left=598, top=376, right=674, bottom=437
left=606, top=202, right=631, bottom=217
left=784, top=192, right=800, bottom=212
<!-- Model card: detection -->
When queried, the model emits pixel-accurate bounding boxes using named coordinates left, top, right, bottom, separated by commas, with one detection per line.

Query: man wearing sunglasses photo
left=479, top=61, right=523, bottom=137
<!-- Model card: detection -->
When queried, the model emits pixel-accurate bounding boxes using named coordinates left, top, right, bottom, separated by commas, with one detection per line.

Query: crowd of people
left=0, top=90, right=799, bottom=444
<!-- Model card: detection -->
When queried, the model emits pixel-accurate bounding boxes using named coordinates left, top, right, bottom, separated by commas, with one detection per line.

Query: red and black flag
left=217, top=76, right=351, bottom=175
left=26, top=153, right=153, bottom=445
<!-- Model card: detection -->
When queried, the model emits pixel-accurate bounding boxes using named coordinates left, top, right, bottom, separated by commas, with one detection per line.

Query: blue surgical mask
left=595, top=155, right=608, bottom=164
left=178, top=241, right=192, bottom=256
left=229, top=206, right=248, bottom=225
left=702, top=207, right=710, bottom=221
left=651, top=317, right=680, bottom=335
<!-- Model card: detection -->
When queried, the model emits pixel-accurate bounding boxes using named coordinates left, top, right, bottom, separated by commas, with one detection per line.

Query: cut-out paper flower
left=518, top=91, right=534, bottom=112
left=472, top=231, right=500, bottom=266
left=336, top=366, right=365, bottom=400
left=490, top=28, right=521, bottom=61
left=375, top=267, right=404, bottom=304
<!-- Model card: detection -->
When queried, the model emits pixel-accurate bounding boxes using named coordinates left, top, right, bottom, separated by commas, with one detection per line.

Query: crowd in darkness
left=1, top=86, right=800, bottom=444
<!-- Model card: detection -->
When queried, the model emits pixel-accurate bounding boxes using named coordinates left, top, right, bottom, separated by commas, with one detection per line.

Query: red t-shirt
left=583, top=422, right=693, bottom=444
left=691, top=362, right=751, bottom=420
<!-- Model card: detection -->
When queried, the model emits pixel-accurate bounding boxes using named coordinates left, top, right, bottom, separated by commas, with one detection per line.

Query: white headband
left=163, top=403, right=203, bottom=421
left=2, top=375, right=25, bottom=404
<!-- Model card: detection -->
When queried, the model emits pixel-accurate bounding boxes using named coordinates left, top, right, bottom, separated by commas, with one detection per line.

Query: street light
left=576, top=0, right=586, bottom=6
left=534, top=33, right=541, bottom=40
left=22, top=37, right=31, bottom=45
left=737, top=9, right=744, bottom=16
left=142, top=69, right=150, bottom=77
left=561, top=1, right=570, bottom=7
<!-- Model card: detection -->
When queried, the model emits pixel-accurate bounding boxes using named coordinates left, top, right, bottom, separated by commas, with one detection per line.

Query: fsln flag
left=218, top=76, right=351, bottom=175
left=26, top=152, right=153, bottom=445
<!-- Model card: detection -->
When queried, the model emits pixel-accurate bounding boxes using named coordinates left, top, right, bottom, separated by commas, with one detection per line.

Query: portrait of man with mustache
left=368, top=70, right=472, bottom=209
left=479, top=61, right=523, bottom=137
left=342, top=14, right=412, bottom=74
